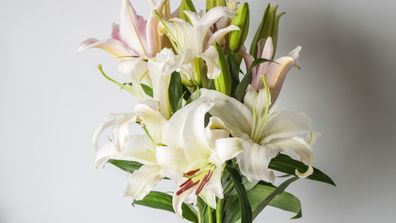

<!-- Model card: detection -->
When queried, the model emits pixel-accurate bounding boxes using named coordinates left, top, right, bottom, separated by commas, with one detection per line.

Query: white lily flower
left=200, top=86, right=318, bottom=183
left=160, top=7, right=239, bottom=81
left=93, top=102, right=169, bottom=200
left=242, top=37, right=301, bottom=104
left=156, top=98, right=242, bottom=217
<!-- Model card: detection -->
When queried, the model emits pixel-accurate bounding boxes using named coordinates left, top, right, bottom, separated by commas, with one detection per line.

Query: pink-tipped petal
left=77, top=38, right=135, bottom=58
left=120, top=0, right=148, bottom=55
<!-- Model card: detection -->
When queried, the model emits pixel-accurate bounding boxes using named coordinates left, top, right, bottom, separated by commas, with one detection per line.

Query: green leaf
left=108, top=160, right=142, bottom=173
left=252, top=177, right=299, bottom=220
left=168, top=72, right=184, bottom=114
left=234, top=70, right=252, bottom=102
left=224, top=182, right=302, bottom=222
left=226, top=166, right=252, bottom=223
left=269, top=154, right=336, bottom=186
left=141, top=83, right=153, bottom=97
left=214, top=44, right=232, bottom=96
left=133, top=191, right=198, bottom=223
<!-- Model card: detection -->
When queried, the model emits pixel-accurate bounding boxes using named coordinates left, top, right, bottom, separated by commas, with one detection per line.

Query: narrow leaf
left=226, top=166, right=252, bottom=223
left=134, top=191, right=198, bottom=222
left=141, top=83, right=153, bottom=97
left=252, top=176, right=299, bottom=220
left=234, top=71, right=252, bottom=102
left=169, top=72, right=184, bottom=114
left=108, top=160, right=142, bottom=173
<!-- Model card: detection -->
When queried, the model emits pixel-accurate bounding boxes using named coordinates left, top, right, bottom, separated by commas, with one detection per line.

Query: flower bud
left=178, top=0, right=196, bottom=22
left=228, top=3, right=250, bottom=52
left=250, top=4, right=285, bottom=58
left=214, top=44, right=232, bottom=95
left=206, top=0, right=226, bottom=11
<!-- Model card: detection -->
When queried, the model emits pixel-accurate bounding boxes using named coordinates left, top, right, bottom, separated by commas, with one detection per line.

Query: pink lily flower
left=78, top=0, right=167, bottom=58
left=243, top=37, right=301, bottom=104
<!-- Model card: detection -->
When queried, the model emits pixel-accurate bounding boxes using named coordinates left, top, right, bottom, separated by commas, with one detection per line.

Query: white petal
left=200, top=89, right=252, bottom=138
left=156, top=146, right=188, bottom=174
left=125, top=165, right=162, bottom=200
left=78, top=38, right=135, bottom=58
left=213, top=138, right=242, bottom=163
left=199, top=46, right=221, bottom=79
left=163, top=98, right=213, bottom=156
left=261, top=111, right=311, bottom=144
left=123, top=135, right=157, bottom=165
left=146, top=0, right=167, bottom=56
left=237, top=140, right=278, bottom=183
left=199, top=189, right=217, bottom=209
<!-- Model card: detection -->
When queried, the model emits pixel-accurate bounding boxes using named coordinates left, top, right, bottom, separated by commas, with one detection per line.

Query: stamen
left=185, top=169, right=200, bottom=176
left=176, top=180, right=199, bottom=196
left=195, top=170, right=213, bottom=195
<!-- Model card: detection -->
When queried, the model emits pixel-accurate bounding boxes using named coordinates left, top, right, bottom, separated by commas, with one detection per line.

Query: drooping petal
left=261, top=111, right=311, bottom=144
left=78, top=38, right=135, bottom=58
left=205, top=116, right=229, bottom=148
left=200, top=89, right=252, bottom=138
left=199, top=189, right=217, bottom=209
left=125, top=165, right=162, bottom=200
left=120, top=0, right=147, bottom=55
left=199, top=46, right=222, bottom=79
left=237, top=140, right=278, bottom=183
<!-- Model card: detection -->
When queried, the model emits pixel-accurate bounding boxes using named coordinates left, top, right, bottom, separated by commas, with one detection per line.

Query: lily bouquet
left=79, top=0, right=334, bottom=222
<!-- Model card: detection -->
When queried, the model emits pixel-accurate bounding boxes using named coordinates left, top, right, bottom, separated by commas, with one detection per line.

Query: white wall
left=1, top=0, right=395, bottom=222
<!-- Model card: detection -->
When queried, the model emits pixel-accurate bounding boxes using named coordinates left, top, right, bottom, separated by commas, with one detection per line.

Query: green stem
left=207, top=206, right=214, bottom=223
left=216, top=199, right=223, bottom=223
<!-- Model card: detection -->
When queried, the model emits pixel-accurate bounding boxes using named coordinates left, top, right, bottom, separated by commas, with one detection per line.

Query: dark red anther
left=179, top=179, right=192, bottom=188
left=195, top=170, right=213, bottom=195
left=185, top=168, right=200, bottom=176
left=176, top=179, right=199, bottom=196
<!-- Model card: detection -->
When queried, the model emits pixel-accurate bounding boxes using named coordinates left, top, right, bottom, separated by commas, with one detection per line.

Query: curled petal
left=125, top=165, right=162, bottom=200
left=207, top=25, right=240, bottom=47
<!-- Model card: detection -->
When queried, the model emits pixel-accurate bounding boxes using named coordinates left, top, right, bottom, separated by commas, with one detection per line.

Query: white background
left=1, top=0, right=396, bottom=222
